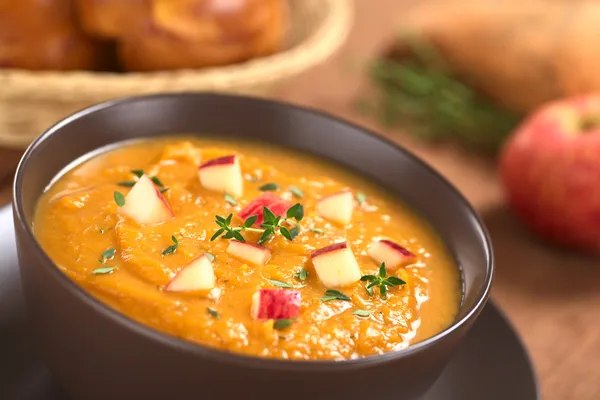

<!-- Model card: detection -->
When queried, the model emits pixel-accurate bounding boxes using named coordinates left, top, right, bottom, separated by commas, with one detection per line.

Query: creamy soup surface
left=33, top=138, right=461, bottom=360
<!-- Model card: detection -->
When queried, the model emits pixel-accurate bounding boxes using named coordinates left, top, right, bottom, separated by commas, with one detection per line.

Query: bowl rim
left=13, top=92, right=494, bottom=370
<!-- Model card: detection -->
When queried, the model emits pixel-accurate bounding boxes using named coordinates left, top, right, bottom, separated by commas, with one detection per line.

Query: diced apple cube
left=310, top=242, right=361, bottom=288
left=238, top=192, right=291, bottom=226
left=251, top=289, right=301, bottom=320
left=316, top=190, right=354, bottom=225
left=368, top=239, right=417, bottom=270
left=198, top=155, right=243, bottom=198
left=226, top=240, right=271, bottom=266
left=166, top=255, right=215, bottom=292
left=119, top=174, right=174, bottom=225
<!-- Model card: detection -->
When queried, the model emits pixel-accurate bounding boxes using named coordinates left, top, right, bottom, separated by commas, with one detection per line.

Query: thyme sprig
left=361, top=262, right=406, bottom=299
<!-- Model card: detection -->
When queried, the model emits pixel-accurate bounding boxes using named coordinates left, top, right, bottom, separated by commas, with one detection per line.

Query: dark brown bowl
left=12, top=93, right=493, bottom=400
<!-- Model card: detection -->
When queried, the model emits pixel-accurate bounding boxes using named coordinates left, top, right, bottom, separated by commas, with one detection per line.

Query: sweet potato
left=394, top=0, right=600, bottom=113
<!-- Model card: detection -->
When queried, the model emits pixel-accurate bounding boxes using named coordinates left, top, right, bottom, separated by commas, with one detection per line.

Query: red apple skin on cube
left=226, top=240, right=271, bottom=266
left=238, top=192, right=291, bottom=226
left=500, top=95, right=600, bottom=253
left=368, top=240, right=417, bottom=270
left=317, top=190, right=354, bottom=225
left=198, top=154, right=243, bottom=198
left=251, top=289, right=301, bottom=320
left=166, top=255, right=215, bottom=292
left=310, top=242, right=362, bottom=288
left=119, top=174, right=174, bottom=225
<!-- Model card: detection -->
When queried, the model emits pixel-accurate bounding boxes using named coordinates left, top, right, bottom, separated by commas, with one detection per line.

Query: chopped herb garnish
left=273, top=319, right=294, bottom=331
left=151, top=176, right=164, bottom=187
left=356, top=192, right=367, bottom=204
left=224, top=194, right=237, bottom=206
left=289, top=186, right=304, bottom=198
left=131, top=169, right=145, bottom=178
left=352, top=309, right=370, bottom=317
left=267, top=279, right=293, bottom=288
left=320, top=289, right=351, bottom=302
left=92, top=266, right=115, bottom=275
left=117, top=181, right=136, bottom=187
left=259, top=183, right=279, bottom=191
left=293, top=268, right=308, bottom=281
left=310, top=228, right=325, bottom=234
left=211, top=204, right=304, bottom=244
left=99, top=248, right=116, bottom=263
left=114, top=191, right=125, bottom=207
left=207, top=307, right=219, bottom=319
left=205, top=253, right=215, bottom=262
left=159, top=188, right=169, bottom=194
left=162, top=235, right=179, bottom=255
left=360, top=263, right=406, bottom=299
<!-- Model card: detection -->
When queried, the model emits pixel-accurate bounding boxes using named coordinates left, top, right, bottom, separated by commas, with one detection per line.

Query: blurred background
left=1, top=0, right=599, bottom=398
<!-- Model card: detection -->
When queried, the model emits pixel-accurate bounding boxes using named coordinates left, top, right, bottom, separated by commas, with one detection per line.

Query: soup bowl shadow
left=12, top=93, right=493, bottom=400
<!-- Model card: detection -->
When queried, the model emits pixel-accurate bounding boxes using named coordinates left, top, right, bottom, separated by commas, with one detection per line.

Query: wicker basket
left=0, top=0, right=353, bottom=149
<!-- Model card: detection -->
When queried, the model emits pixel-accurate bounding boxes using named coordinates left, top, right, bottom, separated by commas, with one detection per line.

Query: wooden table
left=1, top=1, right=598, bottom=398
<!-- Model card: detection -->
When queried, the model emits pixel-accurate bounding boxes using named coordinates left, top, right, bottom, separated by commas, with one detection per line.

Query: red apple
left=166, top=255, right=215, bottom=292
left=500, top=94, right=600, bottom=253
left=368, top=240, right=417, bottom=270
left=238, top=192, right=291, bottom=226
left=251, top=289, right=301, bottom=320
left=311, top=242, right=361, bottom=287
left=317, top=190, right=354, bottom=225
left=119, top=174, right=174, bottom=225
left=198, top=154, right=243, bottom=198
left=226, top=240, right=271, bottom=266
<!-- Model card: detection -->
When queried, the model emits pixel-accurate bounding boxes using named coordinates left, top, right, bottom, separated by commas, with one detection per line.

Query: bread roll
left=119, top=0, right=287, bottom=71
left=75, top=0, right=151, bottom=39
left=0, top=0, right=108, bottom=70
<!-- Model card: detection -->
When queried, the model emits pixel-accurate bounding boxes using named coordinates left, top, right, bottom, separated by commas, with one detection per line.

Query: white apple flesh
left=198, top=155, right=243, bottom=198
left=166, top=255, right=215, bottom=292
left=316, top=190, right=354, bottom=225
left=226, top=240, right=271, bottom=266
left=251, top=289, right=301, bottom=320
left=368, top=239, right=417, bottom=270
left=119, top=174, right=174, bottom=225
left=310, top=242, right=361, bottom=288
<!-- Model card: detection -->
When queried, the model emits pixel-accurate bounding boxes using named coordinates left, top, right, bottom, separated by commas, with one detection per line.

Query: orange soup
left=33, top=138, right=461, bottom=360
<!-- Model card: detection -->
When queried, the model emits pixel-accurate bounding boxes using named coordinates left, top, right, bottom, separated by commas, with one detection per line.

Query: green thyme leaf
left=225, top=213, right=233, bottom=225
left=92, top=266, right=115, bottom=275
left=224, top=194, right=237, bottom=206
left=360, top=274, right=377, bottom=282
left=273, top=319, right=294, bottom=330
left=310, top=228, right=324, bottom=234
left=211, top=228, right=225, bottom=241
left=379, top=262, right=387, bottom=278
left=131, top=169, right=145, bottom=178
left=356, top=192, right=367, bottom=204
left=113, top=191, right=125, bottom=207
left=293, top=268, right=308, bottom=281
left=262, top=206, right=276, bottom=224
left=232, top=230, right=245, bottom=242
left=223, top=231, right=235, bottom=239
left=207, top=307, right=219, bottom=319
left=100, top=248, right=116, bottom=263
left=162, top=235, right=179, bottom=255
left=117, top=181, right=136, bottom=187
left=289, top=186, right=304, bottom=198
left=289, top=225, right=300, bottom=240
left=366, top=286, right=374, bottom=296
left=244, top=215, right=258, bottom=227
left=151, top=176, right=164, bottom=187
left=387, top=276, right=406, bottom=285
left=380, top=284, right=388, bottom=298
left=320, top=289, right=351, bottom=302
left=267, top=279, right=293, bottom=289
left=205, top=253, right=215, bottom=262
left=257, top=228, right=273, bottom=245
left=286, top=203, right=304, bottom=221
left=353, top=309, right=370, bottom=317
left=159, top=188, right=169, bottom=194
left=259, top=183, right=279, bottom=192
left=280, top=226, right=292, bottom=240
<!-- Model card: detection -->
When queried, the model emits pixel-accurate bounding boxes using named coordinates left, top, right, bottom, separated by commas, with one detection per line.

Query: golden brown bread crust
left=0, top=0, right=109, bottom=70
left=74, top=0, right=152, bottom=39
left=119, top=0, right=287, bottom=71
